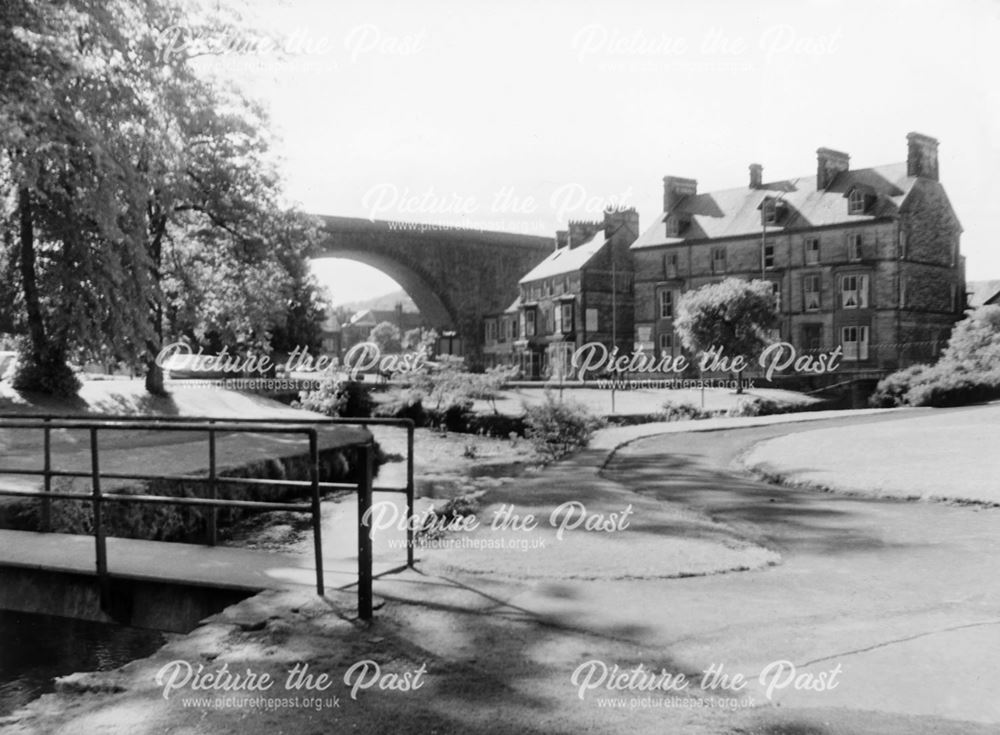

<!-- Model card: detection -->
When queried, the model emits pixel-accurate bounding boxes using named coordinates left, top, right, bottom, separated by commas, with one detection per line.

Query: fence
left=0, top=414, right=416, bottom=620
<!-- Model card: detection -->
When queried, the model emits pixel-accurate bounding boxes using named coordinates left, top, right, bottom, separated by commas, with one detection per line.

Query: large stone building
left=631, top=132, right=965, bottom=380
left=483, top=209, right=639, bottom=378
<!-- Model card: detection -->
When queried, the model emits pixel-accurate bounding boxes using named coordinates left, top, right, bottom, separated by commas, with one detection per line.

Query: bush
left=660, top=401, right=712, bottom=421
left=295, top=378, right=373, bottom=418
left=903, top=367, right=1000, bottom=407
left=869, top=364, right=932, bottom=408
left=11, top=342, right=81, bottom=397
left=725, top=397, right=786, bottom=418
left=524, top=392, right=603, bottom=460
left=372, top=388, right=428, bottom=425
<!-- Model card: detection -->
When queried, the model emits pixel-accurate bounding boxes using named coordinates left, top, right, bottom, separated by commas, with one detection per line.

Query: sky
left=189, top=0, right=1000, bottom=304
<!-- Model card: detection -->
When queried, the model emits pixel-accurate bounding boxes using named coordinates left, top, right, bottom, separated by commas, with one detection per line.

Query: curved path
left=372, top=408, right=1000, bottom=733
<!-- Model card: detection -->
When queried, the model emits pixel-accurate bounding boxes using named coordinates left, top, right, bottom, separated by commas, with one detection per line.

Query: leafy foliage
left=368, top=321, right=402, bottom=354
left=0, top=0, right=326, bottom=395
left=871, top=306, right=1000, bottom=408
left=523, top=392, right=603, bottom=460
left=674, top=278, right=778, bottom=391
left=295, top=378, right=374, bottom=418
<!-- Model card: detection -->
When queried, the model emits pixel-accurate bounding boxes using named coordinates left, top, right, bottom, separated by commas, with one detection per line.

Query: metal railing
left=0, top=414, right=416, bottom=620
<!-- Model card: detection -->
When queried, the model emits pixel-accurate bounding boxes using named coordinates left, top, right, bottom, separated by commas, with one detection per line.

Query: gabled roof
left=519, top=230, right=607, bottom=282
left=632, top=162, right=921, bottom=250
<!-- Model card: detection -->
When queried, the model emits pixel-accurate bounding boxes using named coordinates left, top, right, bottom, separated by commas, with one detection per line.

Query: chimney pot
left=749, top=163, right=763, bottom=189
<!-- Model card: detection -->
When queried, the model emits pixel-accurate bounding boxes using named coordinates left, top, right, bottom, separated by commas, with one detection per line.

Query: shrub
left=726, top=397, right=786, bottom=418
left=903, top=367, right=1000, bottom=407
left=869, top=364, right=931, bottom=408
left=660, top=401, right=712, bottom=421
left=11, top=342, right=81, bottom=397
left=372, top=388, right=427, bottom=424
left=524, top=392, right=603, bottom=460
left=295, top=378, right=373, bottom=418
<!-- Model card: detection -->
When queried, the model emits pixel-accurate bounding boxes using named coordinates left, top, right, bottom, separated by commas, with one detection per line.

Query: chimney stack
left=907, top=132, right=939, bottom=180
left=554, top=230, right=569, bottom=250
left=567, top=220, right=602, bottom=249
left=816, top=148, right=850, bottom=189
left=603, top=207, right=640, bottom=242
left=662, top=176, right=697, bottom=212
left=749, top=163, right=763, bottom=189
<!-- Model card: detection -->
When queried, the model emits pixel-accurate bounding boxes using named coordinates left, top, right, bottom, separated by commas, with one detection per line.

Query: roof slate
left=519, top=230, right=608, bottom=282
left=632, top=162, right=919, bottom=250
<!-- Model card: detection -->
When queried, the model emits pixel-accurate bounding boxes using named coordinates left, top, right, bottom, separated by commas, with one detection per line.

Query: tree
left=368, top=321, right=402, bottom=353
left=1, top=0, right=325, bottom=395
left=674, top=278, right=778, bottom=393
left=939, top=305, right=1000, bottom=371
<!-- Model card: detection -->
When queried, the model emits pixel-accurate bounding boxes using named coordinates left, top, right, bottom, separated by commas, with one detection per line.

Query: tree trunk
left=17, top=187, right=46, bottom=359
left=144, top=210, right=167, bottom=395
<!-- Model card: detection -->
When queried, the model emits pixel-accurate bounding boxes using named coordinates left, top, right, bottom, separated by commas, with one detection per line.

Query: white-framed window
left=804, top=274, right=821, bottom=311
left=804, top=237, right=820, bottom=265
left=546, top=305, right=555, bottom=333
left=848, top=189, right=866, bottom=215
left=847, top=234, right=863, bottom=261
left=842, top=325, right=870, bottom=361
left=712, top=247, right=726, bottom=274
left=485, top=320, right=496, bottom=342
left=898, top=230, right=908, bottom=260
left=899, top=277, right=907, bottom=308
left=553, top=304, right=561, bottom=333
left=840, top=274, right=869, bottom=309
left=659, top=331, right=674, bottom=354
left=659, top=290, right=674, bottom=319
left=561, top=302, right=574, bottom=333
left=764, top=243, right=775, bottom=270
left=524, top=309, right=536, bottom=337
left=665, top=252, right=678, bottom=278
left=771, top=281, right=782, bottom=312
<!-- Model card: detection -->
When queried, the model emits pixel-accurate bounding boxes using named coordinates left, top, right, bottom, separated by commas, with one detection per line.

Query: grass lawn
left=472, top=385, right=820, bottom=417
left=741, top=402, right=1000, bottom=505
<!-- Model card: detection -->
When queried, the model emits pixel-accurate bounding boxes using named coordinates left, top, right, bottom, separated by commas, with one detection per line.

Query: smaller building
left=509, top=209, right=639, bottom=379
left=340, top=305, right=426, bottom=353
left=482, top=298, right=521, bottom=370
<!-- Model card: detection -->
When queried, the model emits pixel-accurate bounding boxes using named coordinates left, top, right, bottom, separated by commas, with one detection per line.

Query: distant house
left=509, top=209, right=639, bottom=379
left=632, top=132, right=965, bottom=376
left=340, top=305, right=426, bottom=353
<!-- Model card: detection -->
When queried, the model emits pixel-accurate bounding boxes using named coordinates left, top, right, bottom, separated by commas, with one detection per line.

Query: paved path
left=363, top=406, right=1000, bottom=733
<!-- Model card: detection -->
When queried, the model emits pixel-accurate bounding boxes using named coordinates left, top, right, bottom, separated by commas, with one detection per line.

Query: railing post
left=357, top=442, right=374, bottom=620
left=406, top=421, right=415, bottom=567
left=309, top=430, right=324, bottom=596
left=207, top=423, right=217, bottom=546
left=90, top=428, right=110, bottom=612
left=41, top=417, right=52, bottom=532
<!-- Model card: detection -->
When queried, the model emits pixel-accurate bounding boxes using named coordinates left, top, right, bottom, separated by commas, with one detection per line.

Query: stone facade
left=632, top=133, right=965, bottom=380
left=488, top=209, right=639, bottom=378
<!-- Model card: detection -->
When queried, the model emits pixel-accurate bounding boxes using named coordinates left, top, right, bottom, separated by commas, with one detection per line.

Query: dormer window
left=762, top=199, right=777, bottom=225
left=847, top=187, right=875, bottom=215
left=665, top=216, right=689, bottom=237
left=848, top=189, right=865, bottom=214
